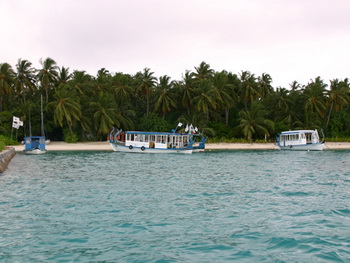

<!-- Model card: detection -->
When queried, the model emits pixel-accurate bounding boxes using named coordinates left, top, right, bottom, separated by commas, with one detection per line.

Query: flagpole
left=172, top=122, right=183, bottom=133
left=29, top=109, right=32, bottom=137
left=41, top=95, right=45, bottom=137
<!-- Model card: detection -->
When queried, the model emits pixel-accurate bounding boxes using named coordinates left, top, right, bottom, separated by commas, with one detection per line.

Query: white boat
left=109, top=128, right=206, bottom=154
left=276, top=130, right=324, bottom=151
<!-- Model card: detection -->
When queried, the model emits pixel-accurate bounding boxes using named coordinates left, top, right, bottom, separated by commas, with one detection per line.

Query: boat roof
left=125, top=131, right=191, bottom=136
left=280, top=130, right=318, bottom=135
left=24, top=136, right=46, bottom=139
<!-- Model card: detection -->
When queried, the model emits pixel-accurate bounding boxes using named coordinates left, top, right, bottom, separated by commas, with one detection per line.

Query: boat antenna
left=29, top=108, right=32, bottom=137
left=41, top=95, right=45, bottom=137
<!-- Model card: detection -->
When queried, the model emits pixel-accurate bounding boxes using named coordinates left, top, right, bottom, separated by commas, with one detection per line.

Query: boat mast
left=29, top=108, right=32, bottom=137
left=41, top=95, right=45, bottom=137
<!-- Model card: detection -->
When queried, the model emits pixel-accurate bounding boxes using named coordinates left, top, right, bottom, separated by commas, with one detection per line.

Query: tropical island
left=1, top=58, right=350, bottom=147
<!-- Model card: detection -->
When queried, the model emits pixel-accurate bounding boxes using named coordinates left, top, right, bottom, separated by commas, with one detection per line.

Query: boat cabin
left=278, top=130, right=320, bottom=147
left=24, top=136, right=46, bottom=151
left=124, top=131, right=191, bottom=149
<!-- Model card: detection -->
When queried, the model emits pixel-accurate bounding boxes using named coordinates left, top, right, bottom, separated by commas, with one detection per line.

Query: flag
left=185, top=124, right=189, bottom=132
left=13, top=116, right=20, bottom=122
left=19, top=121, right=24, bottom=126
left=177, top=122, right=183, bottom=127
left=195, top=127, right=198, bottom=132
left=12, top=122, right=20, bottom=129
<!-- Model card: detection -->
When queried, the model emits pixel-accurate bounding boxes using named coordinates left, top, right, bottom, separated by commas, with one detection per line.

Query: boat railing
left=109, top=127, right=116, bottom=143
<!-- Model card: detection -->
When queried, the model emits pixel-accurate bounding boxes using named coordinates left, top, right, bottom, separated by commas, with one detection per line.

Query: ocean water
left=1, top=150, right=350, bottom=262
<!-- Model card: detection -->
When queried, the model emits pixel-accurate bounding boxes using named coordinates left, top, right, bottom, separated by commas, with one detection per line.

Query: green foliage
left=209, top=122, right=234, bottom=138
left=0, top=135, right=19, bottom=146
left=207, top=137, right=273, bottom=143
left=63, top=129, right=78, bottom=143
left=2, top=58, right=350, bottom=142
left=237, top=102, right=274, bottom=141
left=0, top=111, right=13, bottom=135
left=325, top=137, right=350, bottom=142
left=0, top=141, right=5, bottom=151
left=139, top=113, right=172, bottom=132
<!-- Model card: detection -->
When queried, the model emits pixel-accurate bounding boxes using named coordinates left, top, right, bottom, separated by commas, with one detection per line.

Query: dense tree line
left=1, top=58, right=350, bottom=143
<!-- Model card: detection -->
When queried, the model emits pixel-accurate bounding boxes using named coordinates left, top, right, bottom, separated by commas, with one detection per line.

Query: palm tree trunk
left=45, top=85, right=49, bottom=103
left=326, top=102, right=334, bottom=128
left=146, top=94, right=150, bottom=117
left=225, top=108, right=229, bottom=127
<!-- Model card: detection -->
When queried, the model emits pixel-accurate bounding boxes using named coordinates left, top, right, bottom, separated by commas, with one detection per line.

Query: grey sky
left=2, top=0, right=350, bottom=87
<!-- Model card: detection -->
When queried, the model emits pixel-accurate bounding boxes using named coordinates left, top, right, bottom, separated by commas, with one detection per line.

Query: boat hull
left=278, top=143, right=324, bottom=151
left=192, top=147, right=205, bottom=153
left=24, top=149, right=47, bottom=155
left=110, top=143, right=192, bottom=154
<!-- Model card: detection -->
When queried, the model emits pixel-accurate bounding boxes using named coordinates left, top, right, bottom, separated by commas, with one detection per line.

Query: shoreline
left=11, top=141, right=350, bottom=152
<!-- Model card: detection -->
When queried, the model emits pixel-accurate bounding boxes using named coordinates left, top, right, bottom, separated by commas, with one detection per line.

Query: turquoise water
left=1, top=150, right=350, bottom=262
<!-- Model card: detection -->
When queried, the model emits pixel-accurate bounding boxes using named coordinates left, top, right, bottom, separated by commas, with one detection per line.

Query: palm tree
left=275, top=87, right=291, bottom=113
left=239, top=71, right=259, bottom=110
left=91, top=92, right=135, bottom=135
left=302, top=77, right=327, bottom=119
left=290, top=81, right=301, bottom=91
left=179, top=71, right=195, bottom=114
left=193, top=61, right=214, bottom=81
left=212, top=71, right=234, bottom=126
left=57, top=66, right=72, bottom=87
left=0, top=63, right=16, bottom=112
left=136, top=68, right=157, bottom=116
left=70, top=70, right=93, bottom=95
left=91, top=92, right=118, bottom=136
left=37, top=57, right=58, bottom=103
left=111, top=73, right=134, bottom=104
left=154, top=75, right=177, bottom=119
left=302, top=111, right=322, bottom=130
left=94, top=68, right=111, bottom=94
left=325, top=78, right=350, bottom=128
left=48, top=87, right=81, bottom=134
left=258, top=73, right=273, bottom=100
left=238, top=102, right=274, bottom=141
left=15, top=59, right=36, bottom=102
left=192, top=80, right=217, bottom=120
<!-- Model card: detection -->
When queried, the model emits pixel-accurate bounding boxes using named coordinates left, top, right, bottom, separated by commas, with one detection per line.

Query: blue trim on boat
left=124, top=131, right=188, bottom=136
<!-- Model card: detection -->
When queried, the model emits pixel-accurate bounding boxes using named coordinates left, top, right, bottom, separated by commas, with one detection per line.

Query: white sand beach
left=11, top=141, right=350, bottom=152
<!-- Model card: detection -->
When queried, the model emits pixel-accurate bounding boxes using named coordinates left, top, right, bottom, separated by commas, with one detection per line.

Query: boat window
left=161, top=135, right=166, bottom=144
left=139, top=135, right=144, bottom=142
left=156, top=136, right=161, bottom=143
left=306, top=133, right=311, bottom=141
left=145, top=135, right=149, bottom=142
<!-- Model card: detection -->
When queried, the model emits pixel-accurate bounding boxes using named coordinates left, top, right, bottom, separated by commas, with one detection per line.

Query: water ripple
left=1, top=150, right=350, bottom=262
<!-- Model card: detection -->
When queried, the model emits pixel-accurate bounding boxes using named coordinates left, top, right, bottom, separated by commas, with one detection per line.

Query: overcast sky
left=2, top=0, right=350, bottom=88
